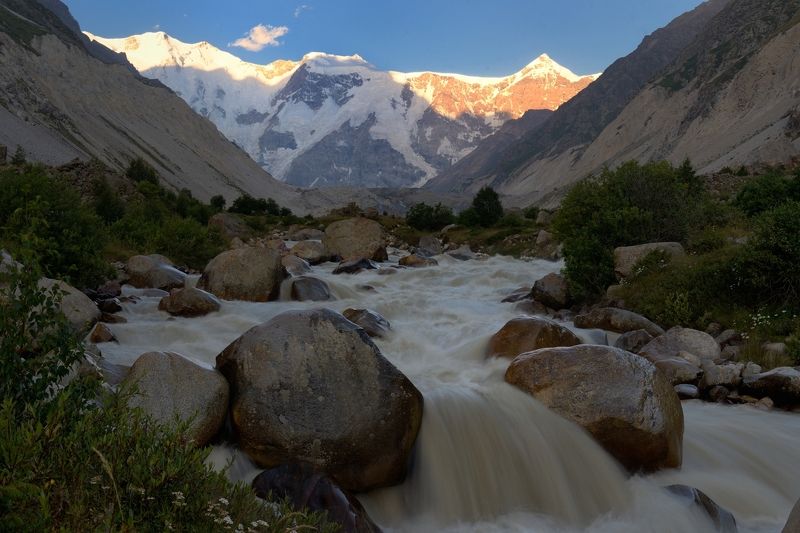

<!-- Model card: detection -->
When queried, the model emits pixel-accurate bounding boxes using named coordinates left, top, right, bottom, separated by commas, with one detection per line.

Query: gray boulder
left=741, top=367, right=800, bottom=406
left=198, top=247, right=285, bottom=301
left=126, top=254, right=186, bottom=291
left=38, top=278, right=100, bottom=334
left=291, top=241, right=330, bottom=265
left=343, top=308, right=391, bottom=338
left=417, top=235, right=443, bottom=257
left=531, top=273, right=570, bottom=309
left=289, top=276, right=333, bottom=301
left=640, top=327, right=721, bottom=362
left=575, top=308, right=664, bottom=337
left=282, top=254, right=312, bottom=276
left=323, top=218, right=387, bottom=261
left=665, top=485, right=737, bottom=533
left=158, top=287, right=221, bottom=317
left=614, top=329, right=654, bottom=353
left=487, top=316, right=581, bottom=359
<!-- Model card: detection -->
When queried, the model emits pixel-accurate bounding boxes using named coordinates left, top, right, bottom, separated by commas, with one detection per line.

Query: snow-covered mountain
left=86, top=31, right=598, bottom=188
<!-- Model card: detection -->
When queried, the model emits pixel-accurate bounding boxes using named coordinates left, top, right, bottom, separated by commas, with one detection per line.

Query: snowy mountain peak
left=88, top=30, right=599, bottom=189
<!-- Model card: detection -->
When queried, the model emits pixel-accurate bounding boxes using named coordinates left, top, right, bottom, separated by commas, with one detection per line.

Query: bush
left=125, top=157, right=159, bottom=185
left=523, top=206, right=540, bottom=220
left=553, top=160, right=705, bottom=300
left=406, top=202, right=455, bottom=231
left=230, top=194, right=282, bottom=216
left=496, top=213, right=525, bottom=228
left=734, top=172, right=800, bottom=217
left=92, top=177, right=126, bottom=225
left=11, top=145, right=26, bottom=165
left=0, top=166, right=110, bottom=288
left=209, top=195, right=226, bottom=212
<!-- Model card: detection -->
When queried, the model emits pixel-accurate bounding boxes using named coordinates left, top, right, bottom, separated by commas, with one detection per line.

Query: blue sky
left=65, top=0, right=704, bottom=76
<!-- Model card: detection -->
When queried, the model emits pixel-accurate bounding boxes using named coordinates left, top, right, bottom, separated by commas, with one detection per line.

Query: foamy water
left=100, top=252, right=800, bottom=532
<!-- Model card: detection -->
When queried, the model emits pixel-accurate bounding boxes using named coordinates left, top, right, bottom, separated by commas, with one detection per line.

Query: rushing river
left=100, top=251, right=800, bottom=532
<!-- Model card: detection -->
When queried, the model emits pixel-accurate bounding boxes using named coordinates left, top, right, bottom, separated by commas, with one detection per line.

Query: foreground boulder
left=505, top=345, right=683, bottom=472
left=343, top=308, right=391, bottom=338
left=666, top=485, right=737, bottom=533
left=124, top=352, right=229, bottom=446
left=741, top=367, right=800, bottom=406
left=252, top=464, right=381, bottom=533
left=323, top=218, right=388, bottom=261
left=613, top=242, right=685, bottom=279
left=216, top=309, right=423, bottom=491
left=531, top=273, right=570, bottom=309
left=640, top=327, right=721, bottom=362
left=291, top=241, right=330, bottom=265
left=289, top=276, right=333, bottom=301
left=38, top=278, right=100, bottom=334
left=198, top=247, right=285, bottom=301
left=574, top=307, right=664, bottom=337
left=158, top=287, right=221, bottom=317
left=487, top=316, right=581, bottom=359
left=126, top=254, right=186, bottom=291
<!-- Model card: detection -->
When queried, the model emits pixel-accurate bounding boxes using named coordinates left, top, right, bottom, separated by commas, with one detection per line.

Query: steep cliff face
left=0, top=0, right=319, bottom=212
left=88, top=32, right=597, bottom=188
left=496, top=0, right=800, bottom=208
left=425, top=0, right=731, bottom=196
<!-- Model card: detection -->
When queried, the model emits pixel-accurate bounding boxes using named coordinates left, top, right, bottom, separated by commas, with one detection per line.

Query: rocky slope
left=87, top=31, right=597, bottom=188
left=425, top=0, right=731, bottom=198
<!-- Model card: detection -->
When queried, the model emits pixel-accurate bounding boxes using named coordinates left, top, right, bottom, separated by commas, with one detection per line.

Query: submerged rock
left=333, top=258, right=379, bottom=274
left=487, top=316, right=581, bottom=359
left=124, top=351, right=229, bottom=446
left=399, top=254, right=438, bottom=268
left=574, top=307, right=664, bottom=337
left=505, top=345, right=684, bottom=472
left=198, top=247, right=285, bottom=301
left=323, top=218, right=388, bottom=261
left=343, top=308, right=391, bottom=338
left=158, top=287, right=221, bottom=317
left=666, top=485, right=737, bottom=533
left=253, top=463, right=381, bottom=533
left=531, top=273, right=570, bottom=309
left=216, top=309, right=423, bottom=491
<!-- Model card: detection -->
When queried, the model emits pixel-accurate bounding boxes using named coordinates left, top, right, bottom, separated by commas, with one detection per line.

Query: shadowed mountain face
left=88, top=32, right=598, bottom=189
left=425, top=0, right=732, bottom=195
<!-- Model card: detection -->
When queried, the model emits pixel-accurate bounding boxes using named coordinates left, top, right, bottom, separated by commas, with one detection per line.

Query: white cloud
left=229, top=24, right=289, bottom=52
left=294, top=4, right=312, bottom=18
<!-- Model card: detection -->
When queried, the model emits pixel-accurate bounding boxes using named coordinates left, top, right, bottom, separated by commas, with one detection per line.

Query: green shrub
left=523, top=206, right=540, bottom=220
left=230, top=194, right=281, bottom=216
left=126, top=157, right=159, bottom=185
left=11, top=145, right=26, bottom=165
left=468, top=187, right=504, bottom=227
left=209, top=195, right=226, bottom=212
left=496, top=213, right=525, bottom=228
left=91, top=177, right=126, bottom=225
left=406, top=202, right=455, bottom=231
left=734, top=172, right=800, bottom=216
left=0, top=166, right=110, bottom=288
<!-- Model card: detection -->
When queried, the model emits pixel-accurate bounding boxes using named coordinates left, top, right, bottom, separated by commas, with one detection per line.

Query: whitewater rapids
left=100, top=252, right=800, bottom=532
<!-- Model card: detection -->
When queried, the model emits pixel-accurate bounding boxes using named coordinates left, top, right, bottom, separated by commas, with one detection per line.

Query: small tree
left=209, top=194, right=226, bottom=212
left=406, top=202, right=455, bottom=231
left=11, top=145, right=26, bottom=165
left=470, top=187, right=504, bottom=227
left=126, top=157, right=159, bottom=185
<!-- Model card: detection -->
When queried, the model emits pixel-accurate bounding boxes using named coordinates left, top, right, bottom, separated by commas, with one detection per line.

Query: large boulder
left=784, top=498, right=800, bottom=533
left=343, top=308, right=391, bottom=339
left=417, top=235, right=443, bottom=257
left=531, top=273, right=570, bottom=309
left=291, top=241, right=330, bottom=265
left=281, top=254, right=312, bottom=276
left=505, top=345, right=684, bottom=472
left=323, top=218, right=387, bottom=262
left=126, top=254, right=186, bottom=291
left=665, top=485, right=737, bottom=533
left=289, top=227, right=325, bottom=241
left=574, top=308, right=664, bottom=337
left=158, top=287, right=221, bottom=317
left=741, top=367, right=800, bottom=406
left=197, top=247, right=285, bottom=301
left=613, top=242, right=685, bottom=279
left=208, top=212, right=250, bottom=241
left=653, top=358, right=702, bottom=386
left=124, top=351, right=229, bottom=446
left=614, top=329, right=654, bottom=353
left=38, top=278, right=100, bottom=334
left=216, top=309, right=423, bottom=491
left=487, top=317, right=581, bottom=359
left=252, top=463, right=381, bottom=533
left=289, top=276, right=333, bottom=301
left=640, top=327, right=721, bottom=362
left=699, top=361, right=744, bottom=390
left=446, top=245, right=476, bottom=261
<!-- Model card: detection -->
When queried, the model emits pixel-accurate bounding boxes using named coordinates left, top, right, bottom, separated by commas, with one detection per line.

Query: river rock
left=531, top=273, right=570, bottom=309
left=708, top=385, right=730, bottom=403
left=716, top=329, right=742, bottom=348
left=291, top=241, right=330, bottom=265
left=289, top=227, right=325, bottom=241
left=675, top=384, right=700, bottom=400
left=97, top=298, right=122, bottom=314
left=784, top=497, right=800, bottom=533
left=574, top=308, right=664, bottom=337
left=282, top=254, right=312, bottom=276
left=505, top=345, right=684, bottom=472
left=197, top=247, right=285, bottom=302
left=343, top=308, right=391, bottom=338
left=665, top=485, right=737, bottom=533
left=216, top=309, right=423, bottom=491
left=742, top=362, right=762, bottom=379
left=399, top=254, right=438, bottom=268
left=323, top=218, right=388, bottom=262
left=208, top=212, right=250, bottom=241
left=640, top=327, right=721, bottom=362
left=699, top=361, right=743, bottom=390
left=654, top=358, right=702, bottom=386
left=613, top=242, right=685, bottom=279
left=252, top=464, right=381, bottom=533
left=333, top=258, right=379, bottom=274
left=614, top=329, right=654, bottom=353
left=446, top=245, right=476, bottom=261
left=741, top=367, right=800, bottom=406
left=126, top=255, right=186, bottom=291
left=501, top=287, right=532, bottom=303
left=89, top=323, right=116, bottom=343
left=289, top=276, right=333, bottom=301
left=417, top=235, right=443, bottom=257
left=487, top=317, right=582, bottom=359
left=158, top=287, right=221, bottom=317
left=124, top=351, right=229, bottom=446
left=38, top=278, right=100, bottom=334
